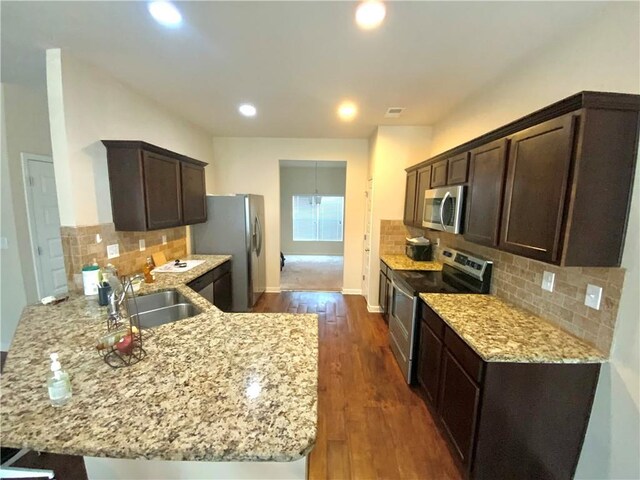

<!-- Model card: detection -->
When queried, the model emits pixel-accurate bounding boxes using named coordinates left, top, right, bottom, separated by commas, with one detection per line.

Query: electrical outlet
left=434, top=237, right=440, bottom=247
left=162, top=235, right=167, bottom=245
left=107, top=244, right=119, bottom=259
left=139, top=239, right=146, bottom=251
left=585, top=284, right=603, bottom=310
left=541, top=271, right=555, bottom=292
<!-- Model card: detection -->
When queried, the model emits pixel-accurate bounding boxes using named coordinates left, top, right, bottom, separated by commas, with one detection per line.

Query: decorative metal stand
left=99, top=278, right=146, bottom=369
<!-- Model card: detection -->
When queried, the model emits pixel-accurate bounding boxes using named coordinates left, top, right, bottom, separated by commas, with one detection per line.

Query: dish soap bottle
left=143, top=257, right=155, bottom=283
left=47, top=353, right=72, bottom=407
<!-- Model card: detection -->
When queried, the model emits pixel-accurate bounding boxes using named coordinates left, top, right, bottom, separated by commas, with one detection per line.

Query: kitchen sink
left=125, top=290, right=200, bottom=329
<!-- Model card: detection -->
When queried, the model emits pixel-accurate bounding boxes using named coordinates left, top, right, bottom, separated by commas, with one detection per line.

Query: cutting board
left=153, top=259, right=205, bottom=273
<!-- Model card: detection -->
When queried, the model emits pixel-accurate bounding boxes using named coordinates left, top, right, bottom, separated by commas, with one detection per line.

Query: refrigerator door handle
left=255, top=215, right=263, bottom=256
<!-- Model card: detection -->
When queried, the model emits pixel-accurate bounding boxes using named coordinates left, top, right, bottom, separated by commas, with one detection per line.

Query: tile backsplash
left=61, top=223, right=187, bottom=291
left=379, top=220, right=625, bottom=354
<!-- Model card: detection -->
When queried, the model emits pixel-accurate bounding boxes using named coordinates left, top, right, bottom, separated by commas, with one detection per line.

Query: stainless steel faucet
left=107, top=274, right=144, bottom=328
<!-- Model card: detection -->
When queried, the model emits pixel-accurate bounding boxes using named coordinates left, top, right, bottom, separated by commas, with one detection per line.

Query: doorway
left=21, top=153, right=67, bottom=298
left=279, top=160, right=346, bottom=291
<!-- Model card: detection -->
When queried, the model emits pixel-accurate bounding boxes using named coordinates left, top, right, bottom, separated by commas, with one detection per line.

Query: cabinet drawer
left=188, top=269, right=214, bottom=291
left=444, top=327, right=484, bottom=384
left=212, top=260, right=231, bottom=281
left=420, top=301, right=445, bottom=339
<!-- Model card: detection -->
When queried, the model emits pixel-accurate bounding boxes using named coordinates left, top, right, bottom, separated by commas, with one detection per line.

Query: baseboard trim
left=341, top=289, right=362, bottom=295
left=265, top=287, right=282, bottom=293
left=367, top=304, right=382, bottom=313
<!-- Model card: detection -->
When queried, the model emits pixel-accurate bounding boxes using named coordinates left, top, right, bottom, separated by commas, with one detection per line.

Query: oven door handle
left=392, top=280, right=414, bottom=301
left=440, top=191, right=451, bottom=232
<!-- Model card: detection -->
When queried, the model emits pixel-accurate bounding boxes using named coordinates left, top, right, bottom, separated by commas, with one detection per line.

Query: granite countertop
left=380, top=254, right=443, bottom=271
left=0, top=255, right=318, bottom=462
left=420, top=294, right=606, bottom=364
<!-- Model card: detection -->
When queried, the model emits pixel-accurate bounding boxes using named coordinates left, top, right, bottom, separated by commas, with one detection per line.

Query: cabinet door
left=378, top=271, right=388, bottom=319
left=447, top=153, right=469, bottom=185
left=213, top=272, right=232, bottom=312
left=385, top=276, right=392, bottom=323
left=430, top=159, right=448, bottom=188
left=143, top=152, right=183, bottom=230
left=414, top=165, right=432, bottom=227
left=181, top=162, right=207, bottom=225
left=403, top=170, right=418, bottom=225
left=499, top=114, right=576, bottom=263
left=417, top=321, right=443, bottom=407
left=439, top=349, right=481, bottom=467
left=465, top=139, right=508, bottom=247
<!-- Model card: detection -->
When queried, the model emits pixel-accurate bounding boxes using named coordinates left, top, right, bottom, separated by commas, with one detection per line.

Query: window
left=292, top=195, right=344, bottom=241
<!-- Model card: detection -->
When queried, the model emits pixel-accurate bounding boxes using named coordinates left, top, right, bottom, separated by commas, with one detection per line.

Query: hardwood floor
left=253, top=291, right=461, bottom=480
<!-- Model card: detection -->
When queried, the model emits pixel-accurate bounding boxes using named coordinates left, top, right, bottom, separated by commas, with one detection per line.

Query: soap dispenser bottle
left=47, top=353, right=72, bottom=407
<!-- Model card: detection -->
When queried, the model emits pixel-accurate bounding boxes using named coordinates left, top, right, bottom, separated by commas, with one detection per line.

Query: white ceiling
left=1, top=1, right=608, bottom=138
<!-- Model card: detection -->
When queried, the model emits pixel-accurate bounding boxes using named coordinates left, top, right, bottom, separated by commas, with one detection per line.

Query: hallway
left=253, top=291, right=460, bottom=480
left=280, top=255, right=344, bottom=292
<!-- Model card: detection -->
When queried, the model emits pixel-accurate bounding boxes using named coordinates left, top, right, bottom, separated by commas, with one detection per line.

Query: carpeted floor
left=280, top=255, right=344, bottom=291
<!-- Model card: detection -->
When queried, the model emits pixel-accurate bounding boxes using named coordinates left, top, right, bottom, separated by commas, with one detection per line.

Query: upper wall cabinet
left=103, top=141, right=208, bottom=231
left=405, top=91, right=640, bottom=266
left=403, top=169, right=418, bottom=226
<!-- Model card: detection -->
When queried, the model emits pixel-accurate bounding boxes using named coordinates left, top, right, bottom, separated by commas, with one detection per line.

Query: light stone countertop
left=0, top=255, right=318, bottom=462
left=420, top=293, right=606, bottom=363
left=380, top=254, right=443, bottom=271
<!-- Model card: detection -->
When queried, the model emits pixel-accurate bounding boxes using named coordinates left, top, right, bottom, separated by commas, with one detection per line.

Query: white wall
left=366, top=126, right=432, bottom=307
left=46, top=49, right=215, bottom=227
left=1, top=83, right=53, bottom=350
left=280, top=164, right=346, bottom=255
left=211, top=138, right=368, bottom=293
left=426, top=4, right=640, bottom=478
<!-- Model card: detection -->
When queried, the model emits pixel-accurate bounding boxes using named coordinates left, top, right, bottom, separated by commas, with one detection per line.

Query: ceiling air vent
left=384, top=107, right=405, bottom=118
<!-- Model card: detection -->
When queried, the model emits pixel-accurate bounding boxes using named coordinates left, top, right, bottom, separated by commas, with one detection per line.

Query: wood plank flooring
left=253, top=291, right=461, bottom=480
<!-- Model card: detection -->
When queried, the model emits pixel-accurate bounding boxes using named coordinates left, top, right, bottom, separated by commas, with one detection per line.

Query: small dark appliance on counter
left=405, top=237, right=432, bottom=261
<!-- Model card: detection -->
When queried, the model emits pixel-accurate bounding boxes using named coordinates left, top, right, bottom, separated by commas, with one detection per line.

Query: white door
left=22, top=154, right=67, bottom=298
left=362, top=178, right=373, bottom=298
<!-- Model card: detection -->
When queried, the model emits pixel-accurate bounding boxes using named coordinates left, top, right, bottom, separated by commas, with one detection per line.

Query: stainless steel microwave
left=422, top=185, right=465, bottom=234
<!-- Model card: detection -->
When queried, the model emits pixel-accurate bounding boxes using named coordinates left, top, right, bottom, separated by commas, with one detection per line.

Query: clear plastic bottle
left=47, top=353, right=72, bottom=407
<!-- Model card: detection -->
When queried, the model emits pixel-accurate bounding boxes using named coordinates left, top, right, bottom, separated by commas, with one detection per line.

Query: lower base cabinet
left=416, top=300, right=600, bottom=479
left=188, top=261, right=232, bottom=312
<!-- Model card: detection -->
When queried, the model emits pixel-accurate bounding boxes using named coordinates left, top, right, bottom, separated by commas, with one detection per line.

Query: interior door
left=363, top=178, right=372, bottom=299
left=23, top=155, right=68, bottom=297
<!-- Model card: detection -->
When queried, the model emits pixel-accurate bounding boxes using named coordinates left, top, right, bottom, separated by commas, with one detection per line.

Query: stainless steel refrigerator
left=191, top=194, right=266, bottom=311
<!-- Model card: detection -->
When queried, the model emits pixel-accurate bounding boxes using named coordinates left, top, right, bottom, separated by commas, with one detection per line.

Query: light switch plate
left=541, top=271, right=555, bottom=292
left=95, top=234, right=102, bottom=244
left=162, top=235, right=167, bottom=245
left=107, top=244, right=120, bottom=259
left=585, top=284, right=603, bottom=310
left=0, top=237, right=8, bottom=250
left=139, top=239, right=146, bottom=251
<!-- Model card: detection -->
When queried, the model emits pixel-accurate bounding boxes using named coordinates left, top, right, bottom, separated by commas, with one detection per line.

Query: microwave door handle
left=440, top=191, right=451, bottom=232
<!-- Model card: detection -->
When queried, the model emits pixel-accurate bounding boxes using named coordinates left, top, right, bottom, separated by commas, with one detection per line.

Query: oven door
left=422, top=186, right=465, bottom=234
left=389, top=279, right=417, bottom=383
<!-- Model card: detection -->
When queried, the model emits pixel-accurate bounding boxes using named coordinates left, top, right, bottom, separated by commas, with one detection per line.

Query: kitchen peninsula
left=0, top=255, right=318, bottom=480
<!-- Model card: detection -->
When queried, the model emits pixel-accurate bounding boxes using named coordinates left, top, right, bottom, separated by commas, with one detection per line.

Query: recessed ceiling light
left=355, top=1, right=386, bottom=30
left=239, top=104, right=257, bottom=117
left=338, top=102, right=358, bottom=121
left=148, top=1, right=183, bottom=27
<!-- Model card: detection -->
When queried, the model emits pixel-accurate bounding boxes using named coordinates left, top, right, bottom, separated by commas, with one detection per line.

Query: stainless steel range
left=388, top=248, right=492, bottom=384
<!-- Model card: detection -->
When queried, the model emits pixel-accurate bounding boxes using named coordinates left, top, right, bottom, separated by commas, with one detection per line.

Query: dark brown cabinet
left=439, top=349, right=481, bottom=466
left=143, top=151, right=183, bottom=230
left=403, top=169, right=418, bottom=226
left=417, top=319, right=443, bottom=406
left=430, top=159, right=448, bottom=187
left=181, top=162, right=207, bottom=225
left=187, top=260, right=232, bottom=311
left=379, top=261, right=391, bottom=323
left=499, top=114, right=576, bottom=263
left=405, top=92, right=640, bottom=267
left=415, top=300, right=601, bottom=479
left=447, top=153, right=469, bottom=185
left=464, top=139, right=508, bottom=247
left=414, top=165, right=432, bottom=227
left=103, top=140, right=208, bottom=231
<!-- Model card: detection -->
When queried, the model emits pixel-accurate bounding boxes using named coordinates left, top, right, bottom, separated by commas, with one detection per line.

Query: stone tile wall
left=379, top=220, right=625, bottom=354
left=379, top=220, right=423, bottom=254
left=60, top=223, right=187, bottom=291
